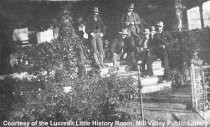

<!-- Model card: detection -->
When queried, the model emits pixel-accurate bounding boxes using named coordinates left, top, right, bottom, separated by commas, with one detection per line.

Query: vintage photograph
left=0, top=0, right=210, bottom=127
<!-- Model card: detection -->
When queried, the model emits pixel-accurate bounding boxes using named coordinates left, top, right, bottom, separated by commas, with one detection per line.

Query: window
left=187, top=6, right=201, bottom=30
left=202, top=1, right=210, bottom=27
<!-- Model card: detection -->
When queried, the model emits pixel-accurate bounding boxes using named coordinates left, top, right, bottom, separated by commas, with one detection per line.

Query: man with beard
left=152, top=21, right=173, bottom=81
left=136, top=29, right=153, bottom=76
left=121, top=3, right=141, bottom=45
left=110, top=29, right=131, bottom=67
left=86, top=7, right=106, bottom=70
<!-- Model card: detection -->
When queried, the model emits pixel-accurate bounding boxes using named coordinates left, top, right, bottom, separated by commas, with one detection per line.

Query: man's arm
left=133, top=12, right=141, bottom=25
left=166, top=31, right=173, bottom=42
left=101, top=18, right=107, bottom=35
left=153, top=33, right=163, bottom=48
left=85, top=17, right=92, bottom=34
left=110, top=39, right=117, bottom=54
left=121, top=14, right=126, bottom=23
left=160, top=31, right=173, bottom=46
left=148, top=39, right=153, bottom=49
left=165, top=31, right=174, bottom=50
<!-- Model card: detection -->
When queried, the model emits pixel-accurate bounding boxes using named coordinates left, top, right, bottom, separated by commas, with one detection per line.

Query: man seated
left=110, top=29, right=131, bottom=67
left=136, top=28, right=153, bottom=76
left=151, top=21, right=173, bottom=81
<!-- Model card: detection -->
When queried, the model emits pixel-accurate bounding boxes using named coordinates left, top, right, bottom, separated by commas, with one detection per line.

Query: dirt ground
left=114, top=85, right=210, bottom=127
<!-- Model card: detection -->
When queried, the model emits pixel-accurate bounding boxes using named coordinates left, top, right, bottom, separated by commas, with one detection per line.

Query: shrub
left=1, top=75, right=136, bottom=127
left=169, top=29, right=210, bottom=85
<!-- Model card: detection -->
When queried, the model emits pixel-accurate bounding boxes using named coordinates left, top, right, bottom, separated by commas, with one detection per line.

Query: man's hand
left=120, top=42, right=124, bottom=47
left=140, top=47, right=143, bottom=51
left=99, top=33, right=103, bottom=37
left=83, top=33, right=88, bottom=39
left=90, top=32, right=95, bottom=37
left=113, top=53, right=117, bottom=57
left=130, top=22, right=135, bottom=25
left=123, top=53, right=127, bottom=59
left=160, top=45, right=165, bottom=48
left=125, top=22, right=130, bottom=26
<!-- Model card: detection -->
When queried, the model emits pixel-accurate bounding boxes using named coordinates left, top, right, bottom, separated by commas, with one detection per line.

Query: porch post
left=0, top=39, right=1, bottom=74
left=199, top=2, right=204, bottom=29
left=174, top=0, right=183, bottom=31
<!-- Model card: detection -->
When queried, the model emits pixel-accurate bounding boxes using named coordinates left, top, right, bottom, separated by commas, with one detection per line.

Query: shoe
left=158, top=77, right=165, bottom=83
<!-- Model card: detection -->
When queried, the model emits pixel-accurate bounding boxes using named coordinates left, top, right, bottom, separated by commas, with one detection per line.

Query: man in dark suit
left=135, top=29, right=153, bottom=75
left=86, top=7, right=106, bottom=69
left=152, top=21, right=173, bottom=80
left=121, top=3, right=141, bottom=47
left=121, top=3, right=141, bottom=37
left=110, top=29, right=132, bottom=67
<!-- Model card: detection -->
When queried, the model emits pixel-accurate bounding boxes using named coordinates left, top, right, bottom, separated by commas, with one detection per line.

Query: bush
left=169, top=29, right=210, bottom=85
left=0, top=75, right=136, bottom=127
left=9, top=4, right=91, bottom=79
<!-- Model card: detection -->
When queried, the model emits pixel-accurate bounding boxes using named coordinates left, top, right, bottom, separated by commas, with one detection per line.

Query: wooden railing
left=190, top=62, right=210, bottom=120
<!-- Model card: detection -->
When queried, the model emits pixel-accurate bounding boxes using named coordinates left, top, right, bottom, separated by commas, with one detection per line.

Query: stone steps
left=172, top=110, right=210, bottom=123
left=99, top=60, right=165, bottom=76
left=132, top=75, right=160, bottom=86
left=141, top=82, right=172, bottom=94
left=84, top=60, right=172, bottom=94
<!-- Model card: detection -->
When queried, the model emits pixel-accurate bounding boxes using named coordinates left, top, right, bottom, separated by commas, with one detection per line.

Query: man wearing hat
left=86, top=7, right=107, bottom=69
left=136, top=28, right=153, bottom=75
left=110, top=29, right=132, bottom=67
left=121, top=3, right=141, bottom=36
left=150, top=26, right=156, bottom=39
left=153, top=21, right=173, bottom=80
left=121, top=3, right=141, bottom=68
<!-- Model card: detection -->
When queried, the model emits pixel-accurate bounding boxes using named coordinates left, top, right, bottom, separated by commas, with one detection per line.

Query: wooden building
left=0, top=0, right=209, bottom=74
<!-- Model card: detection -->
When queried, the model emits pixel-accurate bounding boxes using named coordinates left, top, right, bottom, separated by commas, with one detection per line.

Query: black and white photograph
left=0, top=0, right=210, bottom=127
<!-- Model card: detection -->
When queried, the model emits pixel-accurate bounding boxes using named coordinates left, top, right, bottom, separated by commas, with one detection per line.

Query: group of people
left=77, top=3, right=174, bottom=81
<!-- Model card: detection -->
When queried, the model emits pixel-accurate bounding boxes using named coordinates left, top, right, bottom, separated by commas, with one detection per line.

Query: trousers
left=151, top=47, right=169, bottom=79
left=91, top=36, right=104, bottom=67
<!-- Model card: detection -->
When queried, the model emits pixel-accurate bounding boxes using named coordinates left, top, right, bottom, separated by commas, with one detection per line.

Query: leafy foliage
left=169, top=28, right=210, bottom=86
left=9, top=4, right=90, bottom=79
left=0, top=75, right=136, bottom=126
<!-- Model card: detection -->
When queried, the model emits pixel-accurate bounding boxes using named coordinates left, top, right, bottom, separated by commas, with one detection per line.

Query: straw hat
left=142, top=29, right=150, bottom=35
left=119, top=29, right=129, bottom=35
left=156, top=21, right=164, bottom=27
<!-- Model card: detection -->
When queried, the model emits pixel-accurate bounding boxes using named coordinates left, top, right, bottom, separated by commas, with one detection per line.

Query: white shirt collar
left=127, top=12, right=132, bottom=16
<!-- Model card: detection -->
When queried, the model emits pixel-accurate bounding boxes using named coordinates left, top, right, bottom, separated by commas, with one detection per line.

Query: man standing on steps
left=110, top=29, right=131, bottom=67
left=86, top=7, right=106, bottom=70
left=121, top=3, right=141, bottom=46
left=121, top=3, right=142, bottom=70
left=152, top=21, right=173, bottom=81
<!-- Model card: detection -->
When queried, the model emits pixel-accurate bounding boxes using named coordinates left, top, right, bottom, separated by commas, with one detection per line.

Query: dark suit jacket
left=110, top=36, right=133, bottom=55
left=153, top=31, right=173, bottom=50
left=121, top=12, right=141, bottom=33
left=111, top=37, right=125, bottom=55
left=86, top=15, right=106, bottom=35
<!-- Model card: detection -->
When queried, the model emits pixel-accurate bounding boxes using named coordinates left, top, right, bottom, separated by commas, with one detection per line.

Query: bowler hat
left=143, top=29, right=150, bottom=35
left=128, top=3, right=135, bottom=9
left=119, top=29, right=129, bottom=35
left=93, top=7, right=99, bottom=13
left=157, top=21, right=164, bottom=27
